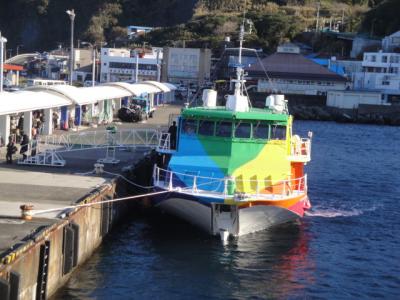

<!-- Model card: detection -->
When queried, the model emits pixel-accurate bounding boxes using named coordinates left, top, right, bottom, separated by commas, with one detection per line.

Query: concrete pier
left=0, top=104, right=181, bottom=299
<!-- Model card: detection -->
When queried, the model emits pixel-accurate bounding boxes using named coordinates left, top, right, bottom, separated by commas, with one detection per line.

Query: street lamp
left=155, top=48, right=162, bottom=82
left=66, top=9, right=75, bottom=85
left=0, top=32, right=7, bottom=93
left=16, top=44, right=23, bottom=56
left=81, top=41, right=96, bottom=87
left=131, top=50, right=139, bottom=83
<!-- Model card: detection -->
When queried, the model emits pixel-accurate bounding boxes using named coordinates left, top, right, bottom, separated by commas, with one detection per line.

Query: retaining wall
left=0, top=179, right=128, bottom=300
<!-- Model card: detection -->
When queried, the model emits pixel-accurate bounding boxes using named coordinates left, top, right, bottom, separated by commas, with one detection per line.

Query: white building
left=100, top=47, right=162, bottom=83
left=382, top=31, right=400, bottom=52
left=327, top=90, right=385, bottom=109
left=353, top=51, right=400, bottom=102
left=161, top=47, right=211, bottom=86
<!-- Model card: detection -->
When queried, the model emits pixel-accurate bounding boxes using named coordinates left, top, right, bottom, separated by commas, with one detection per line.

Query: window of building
left=198, top=120, right=214, bottom=136
left=382, top=81, right=390, bottom=86
left=182, top=119, right=197, bottom=135
left=253, top=122, right=269, bottom=140
left=382, top=56, right=388, bottom=63
left=270, top=125, right=286, bottom=140
left=216, top=121, right=232, bottom=138
left=371, top=56, right=376, bottom=62
left=234, top=122, right=251, bottom=138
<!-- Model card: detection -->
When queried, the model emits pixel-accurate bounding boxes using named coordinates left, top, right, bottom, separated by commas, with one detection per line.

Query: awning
left=4, top=64, right=24, bottom=71
left=105, top=82, right=161, bottom=96
left=0, top=91, right=71, bottom=115
left=26, top=84, right=132, bottom=105
left=163, top=83, right=177, bottom=91
left=143, top=81, right=171, bottom=92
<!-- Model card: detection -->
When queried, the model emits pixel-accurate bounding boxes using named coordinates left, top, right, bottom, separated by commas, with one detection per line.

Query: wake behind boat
left=153, top=19, right=312, bottom=241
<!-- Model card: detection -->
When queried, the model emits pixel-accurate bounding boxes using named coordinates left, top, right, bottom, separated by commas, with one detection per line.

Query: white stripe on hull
left=157, top=197, right=301, bottom=237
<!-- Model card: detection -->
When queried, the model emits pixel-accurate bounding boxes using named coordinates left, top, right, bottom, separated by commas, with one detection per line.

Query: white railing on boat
left=153, top=166, right=307, bottom=200
left=157, top=132, right=175, bottom=153
left=289, top=136, right=311, bottom=162
left=156, top=132, right=311, bottom=162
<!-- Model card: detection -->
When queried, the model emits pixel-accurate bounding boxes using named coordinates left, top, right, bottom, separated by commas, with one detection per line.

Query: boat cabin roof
left=182, top=107, right=289, bottom=123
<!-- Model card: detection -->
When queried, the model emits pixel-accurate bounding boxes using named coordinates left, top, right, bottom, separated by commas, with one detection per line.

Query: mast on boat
left=225, top=19, right=252, bottom=113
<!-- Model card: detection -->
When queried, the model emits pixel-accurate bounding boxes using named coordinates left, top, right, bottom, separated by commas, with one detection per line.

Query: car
left=176, top=84, right=187, bottom=92
left=83, top=80, right=98, bottom=87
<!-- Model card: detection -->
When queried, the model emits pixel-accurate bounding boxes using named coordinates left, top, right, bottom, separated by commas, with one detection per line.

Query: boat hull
left=154, top=191, right=309, bottom=237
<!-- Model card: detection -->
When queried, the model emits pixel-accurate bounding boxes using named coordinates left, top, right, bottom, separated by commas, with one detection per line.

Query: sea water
left=54, top=121, right=400, bottom=299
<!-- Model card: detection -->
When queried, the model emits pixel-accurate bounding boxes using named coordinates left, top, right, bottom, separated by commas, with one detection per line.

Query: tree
left=85, top=3, right=122, bottom=44
left=252, top=12, right=301, bottom=51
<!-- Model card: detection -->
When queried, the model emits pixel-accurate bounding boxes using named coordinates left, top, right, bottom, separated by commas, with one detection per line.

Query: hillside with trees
left=0, top=0, right=398, bottom=54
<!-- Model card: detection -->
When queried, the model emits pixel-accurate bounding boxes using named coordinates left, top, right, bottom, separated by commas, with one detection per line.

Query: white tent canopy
left=163, top=83, right=177, bottom=91
left=144, top=81, right=174, bottom=93
left=0, top=81, right=177, bottom=116
left=105, top=82, right=161, bottom=96
left=26, top=85, right=132, bottom=105
left=0, top=91, right=71, bottom=115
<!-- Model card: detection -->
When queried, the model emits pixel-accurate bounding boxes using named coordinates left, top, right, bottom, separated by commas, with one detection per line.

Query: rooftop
left=182, top=107, right=289, bottom=122
left=247, top=52, right=347, bottom=82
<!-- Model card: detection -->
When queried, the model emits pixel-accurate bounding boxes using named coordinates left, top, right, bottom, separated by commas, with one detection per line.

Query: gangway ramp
left=18, top=128, right=162, bottom=167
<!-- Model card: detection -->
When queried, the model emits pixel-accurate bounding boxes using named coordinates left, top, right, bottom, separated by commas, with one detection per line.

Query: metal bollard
left=20, top=204, right=34, bottom=220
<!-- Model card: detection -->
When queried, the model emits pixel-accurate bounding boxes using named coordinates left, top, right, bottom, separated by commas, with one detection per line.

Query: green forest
left=0, top=0, right=398, bottom=53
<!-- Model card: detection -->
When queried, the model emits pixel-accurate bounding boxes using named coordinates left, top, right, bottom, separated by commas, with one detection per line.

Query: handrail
left=157, top=132, right=171, bottom=151
left=290, top=136, right=311, bottom=160
left=37, top=128, right=161, bottom=152
left=153, top=166, right=307, bottom=199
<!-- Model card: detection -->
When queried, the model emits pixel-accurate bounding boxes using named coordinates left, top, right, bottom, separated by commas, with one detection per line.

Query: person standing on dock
left=6, top=136, right=17, bottom=164
left=31, top=134, right=38, bottom=157
left=168, top=121, right=177, bottom=150
left=20, top=134, right=29, bottom=161
left=53, top=111, right=59, bottom=129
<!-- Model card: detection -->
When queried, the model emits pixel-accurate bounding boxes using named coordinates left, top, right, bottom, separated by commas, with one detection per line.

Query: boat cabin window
left=182, top=119, right=197, bottom=135
left=253, top=122, right=269, bottom=139
left=270, top=125, right=286, bottom=140
left=234, top=122, right=251, bottom=138
left=216, top=121, right=232, bottom=137
left=198, top=120, right=215, bottom=136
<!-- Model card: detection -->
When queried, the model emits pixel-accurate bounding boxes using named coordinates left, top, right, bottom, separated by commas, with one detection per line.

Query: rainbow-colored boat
left=153, top=23, right=312, bottom=241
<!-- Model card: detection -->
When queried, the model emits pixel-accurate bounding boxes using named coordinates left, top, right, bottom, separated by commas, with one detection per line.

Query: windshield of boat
left=180, top=118, right=286, bottom=141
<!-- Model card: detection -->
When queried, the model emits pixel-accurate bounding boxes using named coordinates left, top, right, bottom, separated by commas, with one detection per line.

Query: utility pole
left=316, top=1, right=320, bottom=32
left=135, top=51, right=139, bottom=83
left=156, top=49, right=161, bottom=82
left=66, top=9, right=75, bottom=85
left=341, top=9, right=345, bottom=32
left=0, top=32, right=7, bottom=93
left=92, top=47, right=96, bottom=86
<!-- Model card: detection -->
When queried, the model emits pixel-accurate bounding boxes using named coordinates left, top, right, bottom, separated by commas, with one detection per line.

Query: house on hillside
left=353, top=51, right=400, bottom=104
left=246, top=44, right=347, bottom=97
left=127, top=26, right=153, bottom=40
left=382, top=31, right=400, bottom=52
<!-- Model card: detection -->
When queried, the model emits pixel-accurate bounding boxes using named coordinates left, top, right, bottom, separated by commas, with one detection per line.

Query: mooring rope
left=27, top=190, right=170, bottom=217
